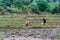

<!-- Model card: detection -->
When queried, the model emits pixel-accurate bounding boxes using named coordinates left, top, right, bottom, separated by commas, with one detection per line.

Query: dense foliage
left=0, top=0, right=60, bottom=14
left=37, top=1, right=49, bottom=12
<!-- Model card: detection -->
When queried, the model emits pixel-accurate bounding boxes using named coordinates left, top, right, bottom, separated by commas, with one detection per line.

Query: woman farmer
left=25, top=17, right=30, bottom=27
left=25, top=19, right=30, bottom=32
left=25, top=21, right=30, bottom=27
left=41, top=18, right=47, bottom=25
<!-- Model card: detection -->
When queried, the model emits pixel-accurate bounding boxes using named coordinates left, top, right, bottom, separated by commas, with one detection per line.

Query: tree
left=2, top=0, right=13, bottom=7
left=0, top=6, right=6, bottom=15
left=59, top=1, right=60, bottom=7
left=47, top=0, right=51, bottom=2
left=30, top=0, right=34, bottom=3
left=53, top=0, right=56, bottom=2
left=37, top=1, right=49, bottom=12
left=29, top=3, right=39, bottom=13
left=22, top=0, right=31, bottom=5
left=51, top=7, right=60, bottom=14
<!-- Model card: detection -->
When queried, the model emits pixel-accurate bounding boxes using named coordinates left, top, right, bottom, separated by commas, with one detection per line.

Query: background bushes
left=0, top=0, right=60, bottom=14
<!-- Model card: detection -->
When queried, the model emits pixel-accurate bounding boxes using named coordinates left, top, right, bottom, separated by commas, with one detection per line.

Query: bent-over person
left=41, top=18, right=47, bottom=25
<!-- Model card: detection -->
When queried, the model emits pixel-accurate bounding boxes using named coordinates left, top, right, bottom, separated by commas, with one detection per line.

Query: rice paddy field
left=0, top=14, right=60, bottom=29
left=0, top=14, right=60, bottom=40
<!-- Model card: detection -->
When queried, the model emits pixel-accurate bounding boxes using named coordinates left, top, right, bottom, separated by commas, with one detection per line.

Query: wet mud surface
left=0, top=28, right=59, bottom=40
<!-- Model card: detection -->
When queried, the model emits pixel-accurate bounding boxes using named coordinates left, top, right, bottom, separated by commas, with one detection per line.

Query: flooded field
left=0, top=28, right=59, bottom=40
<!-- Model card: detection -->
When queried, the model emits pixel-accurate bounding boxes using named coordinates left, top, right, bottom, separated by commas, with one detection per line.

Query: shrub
left=0, top=6, right=7, bottom=15
left=37, top=1, right=49, bottom=12
left=46, top=7, right=52, bottom=12
left=8, top=7, right=23, bottom=13
left=51, top=7, right=60, bottom=14
left=29, top=3, right=39, bottom=14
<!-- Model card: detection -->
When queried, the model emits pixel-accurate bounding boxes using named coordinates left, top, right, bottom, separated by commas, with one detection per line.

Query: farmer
left=41, top=18, right=47, bottom=25
left=25, top=21, right=30, bottom=26
left=25, top=20, right=30, bottom=27
left=25, top=20, right=30, bottom=33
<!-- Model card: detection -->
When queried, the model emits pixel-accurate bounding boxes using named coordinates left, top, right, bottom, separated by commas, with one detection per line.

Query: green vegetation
left=51, top=7, right=60, bottom=14
left=37, top=1, right=49, bottom=12
left=0, top=0, right=59, bottom=14
left=0, top=15, right=59, bottom=30
left=0, top=0, right=59, bottom=30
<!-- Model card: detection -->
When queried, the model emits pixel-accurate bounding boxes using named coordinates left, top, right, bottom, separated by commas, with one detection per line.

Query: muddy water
left=0, top=28, right=59, bottom=40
